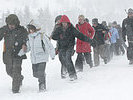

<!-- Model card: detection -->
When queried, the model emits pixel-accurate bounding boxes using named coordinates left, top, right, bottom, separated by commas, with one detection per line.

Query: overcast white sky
left=0, top=0, right=133, bottom=24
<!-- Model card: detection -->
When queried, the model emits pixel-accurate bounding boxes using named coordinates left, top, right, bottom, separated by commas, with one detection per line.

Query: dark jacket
left=122, top=17, right=133, bottom=42
left=0, top=25, right=28, bottom=64
left=52, top=24, right=91, bottom=50
left=92, top=23, right=107, bottom=46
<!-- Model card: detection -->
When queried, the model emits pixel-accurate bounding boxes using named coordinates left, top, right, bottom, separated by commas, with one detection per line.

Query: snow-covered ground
left=0, top=41, right=133, bottom=100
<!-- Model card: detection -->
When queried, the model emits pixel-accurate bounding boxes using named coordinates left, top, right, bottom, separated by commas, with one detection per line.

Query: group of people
left=0, top=8, right=133, bottom=94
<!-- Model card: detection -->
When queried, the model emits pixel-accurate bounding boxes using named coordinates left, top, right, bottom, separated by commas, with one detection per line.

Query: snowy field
left=0, top=40, right=133, bottom=100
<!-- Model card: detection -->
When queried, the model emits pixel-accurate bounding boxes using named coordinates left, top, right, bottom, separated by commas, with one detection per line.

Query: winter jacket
left=122, top=17, right=133, bottom=42
left=109, top=27, right=119, bottom=44
left=76, top=22, right=95, bottom=53
left=52, top=15, right=92, bottom=50
left=103, top=26, right=111, bottom=44
left=18, top=32, right=55, bottom=64
left=0, top=25, right=28, bottom=64
left=92, top=24, right=107, bottom=46
left=115, top=26, right=124, bottom=43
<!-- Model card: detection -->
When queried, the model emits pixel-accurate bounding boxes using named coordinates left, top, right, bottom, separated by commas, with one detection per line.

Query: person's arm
left=87, top=23, right=95, bottom=39
left=72, top=26, right=92, bottom=43
left=22, top=27, right=29, bottom=45
left=115, top=29, right=119, bottom=39
left=52, top=27, right=61, bottom=40
left=0, top=27, right=5, bottom=41
left=122, top=19, right=126, bottom=42
left=18, top=39, right=31, bottom=56
left=44, top=35, right=55, bottom=60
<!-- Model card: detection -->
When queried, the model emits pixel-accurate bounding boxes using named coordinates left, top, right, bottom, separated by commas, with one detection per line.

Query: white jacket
left=18, top=32, right=55, bottom=64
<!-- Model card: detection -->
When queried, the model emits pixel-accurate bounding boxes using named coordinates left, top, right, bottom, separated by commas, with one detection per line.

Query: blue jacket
left=110, top=27, right=119, bottom=43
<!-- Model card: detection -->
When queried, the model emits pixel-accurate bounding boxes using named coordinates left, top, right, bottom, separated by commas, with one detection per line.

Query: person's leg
left=107, top=44, right=111, bottom=62
left=12, top=58, right=23, bottom=93
left=119, top=44, right=125, bottom=55
left=110, top=43, right=115, bottom=59
left=104, top=44, right=110, bottom=62
left=59, top=49, right=68, bottom=78
left=94, top=46, right=100, bottom=66
left=37, top=62, right=46, bottom=91
left=32, top=64, right=38, bottom=78
left=99, top=45, right=108, bottom=64
left=5, top=64, right=13, bottom=78
left=66, top=47, right=77, bottom=80
left=75, top=53, right=83, bottom=71
left=61, top=65, right=67, bottom=78
left=115, top=42, right=120, bottom=55
left=84, top=52, right=93, bottom=68
left=127, top=42, right=133, bottom=64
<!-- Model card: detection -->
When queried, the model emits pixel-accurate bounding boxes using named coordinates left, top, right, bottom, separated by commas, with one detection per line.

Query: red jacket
left=76, top=22, right=95, bottom=53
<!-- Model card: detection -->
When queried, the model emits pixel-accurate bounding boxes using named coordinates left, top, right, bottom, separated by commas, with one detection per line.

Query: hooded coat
left=52, top=15, right=91, bottom=50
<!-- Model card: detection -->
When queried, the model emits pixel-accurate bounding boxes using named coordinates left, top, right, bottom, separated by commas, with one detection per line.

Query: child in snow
left=18, top=24, right=55, bottom=92
left=52, top=15, right=93, bottom=81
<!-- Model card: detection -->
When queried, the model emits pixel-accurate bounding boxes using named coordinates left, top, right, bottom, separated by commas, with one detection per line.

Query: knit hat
left=128, top=8, right=133, bottom=14
left=6, top=14, right=20, bottom=26
left=112, top=21, right=117, bottom=25
left=102, top=21, right=107, bottom=26
left=92, top=18, right=98, bottom=25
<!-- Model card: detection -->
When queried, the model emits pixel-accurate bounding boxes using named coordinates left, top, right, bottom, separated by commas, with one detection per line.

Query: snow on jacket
left=109, top=27, right=119, bottom=44
left=18, top=32, right=55, bottom=64
left=76, top=22, right=95, bottom=53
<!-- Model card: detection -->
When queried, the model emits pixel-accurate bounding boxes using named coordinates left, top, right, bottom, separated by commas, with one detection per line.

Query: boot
left=39, top=83, right=46, bottom=92
left=104, top=58, right=108, bottom=64
left=129, top=60, right=133, bottom=65
left=89, top=62, right=93, bottom=68
left=61, top=74, right=67, bottom=79
left=69, top=74, right=77, bottom=81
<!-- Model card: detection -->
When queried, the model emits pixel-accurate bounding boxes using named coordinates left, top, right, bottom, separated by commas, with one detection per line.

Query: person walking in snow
left=101, top=21, right=112, bottom=63
left=122, top=8, right=133, bottom=65
left=113, top=21, right=125, bottom=55
left=18, top=24, right=55, bottom=92
left=0, top=14, right=28, bottom=93
left=75, top=15, right=95, bottom=72
left=51, top=15, right=93, bottom=81
left=109, top=22, right=119, bottom=59
left=51, top=15, right=68, bottom=79
left=92, top=18, right=108, bottom=66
